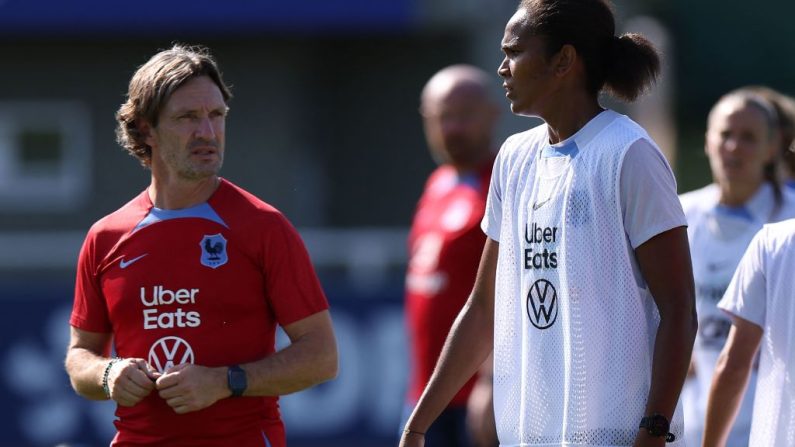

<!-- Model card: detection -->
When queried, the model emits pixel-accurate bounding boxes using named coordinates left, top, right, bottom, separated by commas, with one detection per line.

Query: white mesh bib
left=491, top=111, right=684, bottom=446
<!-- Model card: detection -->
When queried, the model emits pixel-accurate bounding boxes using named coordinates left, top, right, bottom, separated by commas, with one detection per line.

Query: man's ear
left=137, top=120, right=155, bottom=149
left=553, top=44, right=577, bottom=77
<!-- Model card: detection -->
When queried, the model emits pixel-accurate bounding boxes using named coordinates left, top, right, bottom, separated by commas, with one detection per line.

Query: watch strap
left=639, top=413, right=675, bottom=443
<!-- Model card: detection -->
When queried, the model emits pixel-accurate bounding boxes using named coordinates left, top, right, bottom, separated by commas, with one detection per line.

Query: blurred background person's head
left=420, top=65, right=499, bottom=172
left=705, top=89, right=781, bottom=207
left=743, top=86, right=795, bottom=190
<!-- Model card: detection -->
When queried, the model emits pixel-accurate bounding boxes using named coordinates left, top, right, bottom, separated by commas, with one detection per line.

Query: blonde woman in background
left=679, top=88, right=795, bottom=446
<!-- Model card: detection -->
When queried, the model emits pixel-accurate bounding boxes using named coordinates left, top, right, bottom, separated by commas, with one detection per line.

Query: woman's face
left=498, top=8, right=559, bottom=118
left=705, top=98, right=777, bottom=189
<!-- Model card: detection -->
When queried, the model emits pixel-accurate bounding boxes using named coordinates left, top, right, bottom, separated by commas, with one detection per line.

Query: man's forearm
left=242, top=322, right=337, bottom=396
left=242, top=342, right=337, bottom=396
left=65, top=347, right=111, bottom=400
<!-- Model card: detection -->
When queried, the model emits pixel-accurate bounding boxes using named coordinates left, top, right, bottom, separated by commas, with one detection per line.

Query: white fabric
left=482, top=110, right=686, bottom=446
left=680, top=183, right=795, bottom=446
left=719, top=219, right=795, bottom=447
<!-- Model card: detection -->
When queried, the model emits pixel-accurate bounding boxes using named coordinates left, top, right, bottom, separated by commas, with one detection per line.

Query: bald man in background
left=402, top=65, right=500, bottom=447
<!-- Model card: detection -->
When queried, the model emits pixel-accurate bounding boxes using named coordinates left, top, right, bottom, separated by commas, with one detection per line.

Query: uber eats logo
left=526, top=279, right=558, bottom=329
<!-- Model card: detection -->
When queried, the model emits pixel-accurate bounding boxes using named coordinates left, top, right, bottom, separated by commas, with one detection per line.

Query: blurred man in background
left=64, top=44, right=337, bottom=446
left=402, top=64, right=499, bottom=447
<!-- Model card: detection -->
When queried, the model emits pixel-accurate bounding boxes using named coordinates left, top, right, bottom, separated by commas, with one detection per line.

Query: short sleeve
left=263, top=214, right=329, bottom=326
left=481, top=143, right=506, bottom=242
left=620, top=139, right=687, bottom=248
left=718, top=227, right=768, bottom=328
left=70, top=231, right=112, bottom=333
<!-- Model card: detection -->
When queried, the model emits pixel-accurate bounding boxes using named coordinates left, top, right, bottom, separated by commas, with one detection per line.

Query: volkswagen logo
left=148, top=336, right=195, bottom=373
left=526, top=279, right=558, bottom=329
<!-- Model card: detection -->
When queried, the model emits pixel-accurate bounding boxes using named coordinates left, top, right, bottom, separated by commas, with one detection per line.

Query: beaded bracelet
left=102, top=357, right=122, bottom=399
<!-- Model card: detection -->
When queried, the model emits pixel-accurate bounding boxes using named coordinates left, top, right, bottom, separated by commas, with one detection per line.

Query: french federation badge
left=200, top=233, right=228, bottom=268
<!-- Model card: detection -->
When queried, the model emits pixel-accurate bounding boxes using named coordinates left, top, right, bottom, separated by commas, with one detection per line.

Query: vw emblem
left=526, top=279, right=558, bottom=329
left=148, top=336, right=195, bottom=373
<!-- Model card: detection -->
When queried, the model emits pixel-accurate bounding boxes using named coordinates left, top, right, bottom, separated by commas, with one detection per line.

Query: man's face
left=421, top=84, right=496, bottom=168
left=145, top=75, right=227, bottom=181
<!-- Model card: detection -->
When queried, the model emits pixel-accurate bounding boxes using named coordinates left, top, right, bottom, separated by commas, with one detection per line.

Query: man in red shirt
left=403, top=65, right=499, bottom=447
left=65, top=44, right=338, bottom=447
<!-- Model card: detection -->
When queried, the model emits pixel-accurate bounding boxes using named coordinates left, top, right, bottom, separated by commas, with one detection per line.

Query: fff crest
left=200, top=233, right=228, bottom=268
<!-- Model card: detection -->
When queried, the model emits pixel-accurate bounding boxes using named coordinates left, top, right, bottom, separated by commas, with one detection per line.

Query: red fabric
left=71, top=178, right=327, bottom=445
left=405, top=160, right=492, bottom=406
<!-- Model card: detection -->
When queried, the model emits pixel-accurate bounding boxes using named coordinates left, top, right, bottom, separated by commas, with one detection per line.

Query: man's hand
left=107, top=358, right=159, bottom=407
left=156, top=363, right=229, bottom=414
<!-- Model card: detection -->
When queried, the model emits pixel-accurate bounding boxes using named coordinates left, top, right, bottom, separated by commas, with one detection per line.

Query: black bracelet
left=403, top=428, right=425, bottom=436
left=102, top=357, right=122, bottom=398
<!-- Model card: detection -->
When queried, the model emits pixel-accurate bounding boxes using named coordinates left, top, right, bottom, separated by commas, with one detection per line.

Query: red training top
left=71, top=178, right=328, bottom=447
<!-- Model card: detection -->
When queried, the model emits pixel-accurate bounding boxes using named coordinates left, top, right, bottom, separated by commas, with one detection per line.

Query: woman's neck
left=543, top=93, right=603, bottom=144
left=718, top=180, right=764, bottom=207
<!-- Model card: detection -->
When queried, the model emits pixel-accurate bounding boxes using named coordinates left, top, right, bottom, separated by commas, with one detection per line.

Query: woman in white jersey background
left=399, top=1, right=697, bottom=447
left=749, top=86, right=795, bottom=190
left=678, top=89, right=795, bottom=447
left=702, top=219, right=795, bottom=447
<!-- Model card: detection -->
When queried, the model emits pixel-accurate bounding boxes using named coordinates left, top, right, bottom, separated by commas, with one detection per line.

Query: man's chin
left=180, top=166, right=222, bottom=181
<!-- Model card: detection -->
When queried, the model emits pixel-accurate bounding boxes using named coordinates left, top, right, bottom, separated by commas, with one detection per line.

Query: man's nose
left=195, top=117, right=216, bottom=139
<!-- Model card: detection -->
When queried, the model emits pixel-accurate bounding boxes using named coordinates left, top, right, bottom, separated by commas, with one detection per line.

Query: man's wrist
left=227, top=365, right=247, bottom=397
left=102, top=357, right=122, bottom=399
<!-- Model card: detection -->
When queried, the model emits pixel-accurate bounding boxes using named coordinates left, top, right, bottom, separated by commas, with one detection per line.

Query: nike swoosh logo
left=120, top=254, right=148, bottom=269
left=532, top=198, right=551, bottom=210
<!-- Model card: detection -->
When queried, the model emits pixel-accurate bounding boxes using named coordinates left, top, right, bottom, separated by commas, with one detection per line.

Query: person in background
left=400, top=0, right=697, bottom=446
left=64, top=44, right=337, bottom=446
left=679, top=88, right=795, bottom=447
left=746, top=86, right=795, bottom=190
left=702, top=218, right=795, bottom=446
left=403, top=64, right=499, bottom=447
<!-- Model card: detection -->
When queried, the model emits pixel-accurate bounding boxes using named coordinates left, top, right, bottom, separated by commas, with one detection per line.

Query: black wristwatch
left=639, top=413, right=675, bottom=442
left=227, top=365, right=247, bottom=397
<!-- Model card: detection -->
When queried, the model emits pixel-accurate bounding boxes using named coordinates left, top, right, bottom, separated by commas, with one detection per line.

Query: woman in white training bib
left=400, top=1, right=697, bottom=447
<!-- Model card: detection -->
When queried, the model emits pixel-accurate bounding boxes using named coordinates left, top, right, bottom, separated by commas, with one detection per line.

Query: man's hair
left=115, top=44, right=232, bottom=166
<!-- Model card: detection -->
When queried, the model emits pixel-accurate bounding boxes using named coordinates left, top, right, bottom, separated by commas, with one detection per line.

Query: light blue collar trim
left=134, top=202, right=228, bottom=232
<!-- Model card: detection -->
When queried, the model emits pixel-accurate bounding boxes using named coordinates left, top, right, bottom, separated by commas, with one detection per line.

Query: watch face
left=228, top=366, right=247, bottom=396
left=648, top=415, right=670, bottom=436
